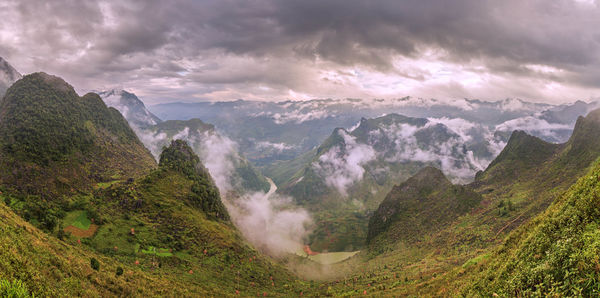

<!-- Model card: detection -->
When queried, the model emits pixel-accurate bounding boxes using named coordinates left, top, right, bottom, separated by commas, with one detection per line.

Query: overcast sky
left=1, top=0, right=599, bottom=104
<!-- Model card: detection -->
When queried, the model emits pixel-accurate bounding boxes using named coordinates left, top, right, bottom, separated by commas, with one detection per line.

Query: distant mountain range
left=150, top=97, right=600, bottom=166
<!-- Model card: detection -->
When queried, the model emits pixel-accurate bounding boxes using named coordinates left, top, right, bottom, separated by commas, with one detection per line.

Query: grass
left=141, top=246, right=173, bottom=257
left=307, top=251, right=360, bottom=265
left=64, top=210, right=91, bottom=230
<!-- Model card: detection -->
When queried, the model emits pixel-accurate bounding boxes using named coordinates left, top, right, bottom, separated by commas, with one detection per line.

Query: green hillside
left=312, top=108, right=600, bottom=296
left=0, top=73, right=156, bottom=198
left=367, top=167, right=482, bottom=246
left=0, top=139, right=313, bottom=297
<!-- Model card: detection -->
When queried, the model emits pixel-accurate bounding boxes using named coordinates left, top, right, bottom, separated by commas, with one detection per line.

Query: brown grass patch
left=64, top=224, right=98, bottom=238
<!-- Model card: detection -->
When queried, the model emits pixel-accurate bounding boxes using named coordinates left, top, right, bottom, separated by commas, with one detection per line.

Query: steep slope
left=474, top=130, right=562, bottom=186
left=367, top=167, right=482, bottom=245
left=316, top=108, right=600, bottom=296
left=97, top=89, right=162, bottom=128
left=143, top=119, right=270, bottom=194
left=0, top=199, right=217, bottom=296
left=83, top=140, right=306, bottom=295
left=0, top=73, right=156, bottom=198
left=0, top=56, right=21, bottom=98
left=465, top=158, right=600, bottom=296
left=0, top=140, right=312, bottom=296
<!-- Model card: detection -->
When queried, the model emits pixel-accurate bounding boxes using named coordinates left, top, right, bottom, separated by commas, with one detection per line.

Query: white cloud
left=225, top=188, right=312, bottom=257
left=255, top=141, right=295, bottom=152
left=312, top=130, right=376, bottom=195
left=495, top=116, right=572, bottom=141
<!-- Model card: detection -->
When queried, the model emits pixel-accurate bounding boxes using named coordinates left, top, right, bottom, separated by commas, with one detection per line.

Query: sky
left=0, top=0, right=599, bottom=105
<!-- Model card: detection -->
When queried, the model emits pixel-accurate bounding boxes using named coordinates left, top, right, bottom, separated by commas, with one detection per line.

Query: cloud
left=1, top=0, right=599, bottom=103
left=313, top=130, right=376, bottom=195
left=131, top=123, right=313, bottom=256
left=495, top=116, right=573, bottom=142
left=225, top=190, right=312, bottom=257
left=255, top=141, right=295, bottom=152
left=196, top=131, right=238, bottom=192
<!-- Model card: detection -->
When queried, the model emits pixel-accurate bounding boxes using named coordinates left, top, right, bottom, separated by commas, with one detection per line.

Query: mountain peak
left=97, top=88, right=162, bottom=127
left=158, top=139, right=229, bottom=221
left=367, top=165, right=481, bottom=244
left=0, top=56, right=22, bottom=97
left=0, top=73, right=156, bottom=196
left=159, top=139, right=199, bottom=170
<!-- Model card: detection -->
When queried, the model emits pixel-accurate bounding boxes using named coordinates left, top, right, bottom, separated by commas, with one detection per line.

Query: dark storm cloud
left=0, top=0, right=599, bottom=103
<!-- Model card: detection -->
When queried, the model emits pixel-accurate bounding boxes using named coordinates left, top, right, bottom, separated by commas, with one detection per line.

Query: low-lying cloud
left=225, top=190, right=312, bottom=257
left=133, top=124, right=313, bottom=256
left=313, top=130, right=376, bottom=195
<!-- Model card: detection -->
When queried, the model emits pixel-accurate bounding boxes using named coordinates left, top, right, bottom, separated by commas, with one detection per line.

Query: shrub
left=90, top=258, right=100, bottom=271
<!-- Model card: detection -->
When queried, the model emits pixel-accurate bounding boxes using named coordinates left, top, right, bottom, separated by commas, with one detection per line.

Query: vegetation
left=367, top=166, right=482, bottom=247
left=90, top=258, right=100, bottom=271
left=0, top=279, right=31, bottom=298
left=3, top=72, right=600, bottom=296
left=0, top=72, right=156, bottom=198
left=466, top=159, right=600, bottom=296
left=158, top=139, right=229, bottom=221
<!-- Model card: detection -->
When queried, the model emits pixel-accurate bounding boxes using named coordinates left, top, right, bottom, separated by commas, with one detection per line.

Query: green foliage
left=467, top=160, right=600, bottom=296
left=0, top=72, right=156, bottom=199
left=0, top=279, right=31, bottom=298
left=367, top=167, right=482, bottom=247
left=159, top=140, right=229, bottom=221
left=90, top=258, right=100, bottom=271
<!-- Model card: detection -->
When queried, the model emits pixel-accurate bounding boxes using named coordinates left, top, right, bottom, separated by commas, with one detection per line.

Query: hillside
left=311, top=108, right=600, bottom=296
left=464, top=158, right=600, bottom=296
left=367, top=167, right=482, bottom=245
left=0, top=73, right=156, bottom=199
left=0, top=139, right=314, bottom=296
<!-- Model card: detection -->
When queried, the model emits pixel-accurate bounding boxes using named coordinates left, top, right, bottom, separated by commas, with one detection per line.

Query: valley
left=2, top=38, right=600, bottom=296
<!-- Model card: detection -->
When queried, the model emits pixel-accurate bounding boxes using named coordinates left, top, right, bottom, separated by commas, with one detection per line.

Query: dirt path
left=64, top=224, right=98, bottom=238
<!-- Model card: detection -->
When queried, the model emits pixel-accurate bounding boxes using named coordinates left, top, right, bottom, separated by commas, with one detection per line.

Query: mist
left=225, top=186, right=312, bottom=257
left=132, top=123, right=314, bottom=256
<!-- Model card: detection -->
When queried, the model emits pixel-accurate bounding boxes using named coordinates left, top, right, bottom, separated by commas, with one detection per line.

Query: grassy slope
left=367, top=167, right=482, bottom=250
left=0, top=139, right=320, bottom=296
left=0, top=200, right=216, bottom=297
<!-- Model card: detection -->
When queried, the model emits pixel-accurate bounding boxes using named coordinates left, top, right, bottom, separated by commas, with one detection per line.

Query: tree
left=90, top=258, right=100, bottom=271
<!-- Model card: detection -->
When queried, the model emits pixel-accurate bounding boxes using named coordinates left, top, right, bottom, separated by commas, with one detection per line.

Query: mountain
left=466, top=156, right=600, bottom=296
left=150, top=97, right=576, bottom=166
left=366, top=167, right=481, bottom=245
left=0, top=140, right=310, bottom=296
left=98, top=90, right=270, bottom=194
left=97, top=89, right=162, bottom=128
left=315, top=108, right=600, bottom=295
left=273, top=113, right=498, bottom=251
left=140, top=118, right=270, bottom=194
left=0, top=56, right=22, bottom=98
left=0, top=73, right=156, bottom=199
